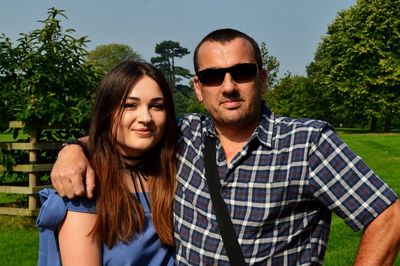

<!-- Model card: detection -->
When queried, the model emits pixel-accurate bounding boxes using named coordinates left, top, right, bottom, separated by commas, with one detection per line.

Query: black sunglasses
left=196, top=63, right=260, bottom=86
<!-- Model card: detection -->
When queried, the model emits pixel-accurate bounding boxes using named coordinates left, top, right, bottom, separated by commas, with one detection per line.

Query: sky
left=0, top=0, right=356, bottom=78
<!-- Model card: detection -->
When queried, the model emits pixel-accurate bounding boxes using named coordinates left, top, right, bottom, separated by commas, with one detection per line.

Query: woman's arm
left=58, top=211, right=101, bottom=266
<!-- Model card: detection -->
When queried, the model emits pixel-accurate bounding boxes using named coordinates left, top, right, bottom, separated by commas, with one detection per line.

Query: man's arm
left=51, top=137, right=95, bottom=198
left=354, top=200, right=400, bottom=265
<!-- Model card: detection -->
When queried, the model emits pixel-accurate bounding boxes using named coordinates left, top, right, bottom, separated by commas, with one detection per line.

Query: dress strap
left=130, top=169, right=150, bottom=210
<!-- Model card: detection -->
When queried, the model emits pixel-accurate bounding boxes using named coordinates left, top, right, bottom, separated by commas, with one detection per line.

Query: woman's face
left=113, top=75, right=167, bottom=157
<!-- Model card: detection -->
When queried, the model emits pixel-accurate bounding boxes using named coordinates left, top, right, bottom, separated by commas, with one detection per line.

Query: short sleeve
left=36, top=189, right=96, bottom=266
left=36, top=188, right=96, bottom=230
left=307, top=127, right=398, bottom=231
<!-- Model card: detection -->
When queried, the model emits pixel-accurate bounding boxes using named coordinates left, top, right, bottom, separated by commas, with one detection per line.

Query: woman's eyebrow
left=125, top=96, right=140, bottom=101
left=125, top=96, right=165, bottom=102
left=150, top=97, right=165, bottom=102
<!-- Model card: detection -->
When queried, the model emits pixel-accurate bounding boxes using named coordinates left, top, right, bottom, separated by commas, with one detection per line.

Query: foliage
left=186, top=99, right=208, bottom=115
left=150, top=40, right=195, bottom=116
left=308, top=0, right=400, bottom=132
left=265, top=73, right=329, bottom=121
left=0, top=215, right=37, bottom=230
left=0, top=7, right=101, bottom=137
left=173, top=84, right=194, bottom=117
left=260, top=42, right=280, bottom=89
left=87, top=43, right=141, bottom=73
left=150, top=40, right=192, bottom=88
left=172, top=81, right=208, bottom=117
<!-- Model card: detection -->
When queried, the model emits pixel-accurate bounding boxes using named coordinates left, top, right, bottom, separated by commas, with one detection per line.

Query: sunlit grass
left=0, top=216, right=38, bottom=266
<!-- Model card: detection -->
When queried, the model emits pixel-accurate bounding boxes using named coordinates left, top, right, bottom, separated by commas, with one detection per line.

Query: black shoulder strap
left=204, top=136, right=247, bottom=266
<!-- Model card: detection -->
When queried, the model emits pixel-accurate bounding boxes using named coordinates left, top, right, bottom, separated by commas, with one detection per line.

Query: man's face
left=194, top=38, right=266, bottom=130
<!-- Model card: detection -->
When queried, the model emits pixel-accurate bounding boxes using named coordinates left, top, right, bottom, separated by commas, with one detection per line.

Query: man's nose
left=221, top=73, right=237, bottom=93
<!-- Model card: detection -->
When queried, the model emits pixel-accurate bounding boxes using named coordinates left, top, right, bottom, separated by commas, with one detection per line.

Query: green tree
left=309, top=0, right=400, bottom=131
left=173, top=87, right=192, bottom=117
left=171, top=80, right=207, bottom=117
left=150, top=40, right=192, bottom=88
left=87, top=43, right=141, bottom=73
left=260, top=42, right=280, bottom=89
left=266, top=74, right=328, bottom=120
left=0, top=7, right=101, bottom=137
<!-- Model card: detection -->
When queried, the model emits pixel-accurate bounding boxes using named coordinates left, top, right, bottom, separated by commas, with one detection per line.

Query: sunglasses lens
left=197, top=68, right=225, bottom=86
left=197, top=63, right=259, bottom=86
left=231, top=64, right=258, bottom=83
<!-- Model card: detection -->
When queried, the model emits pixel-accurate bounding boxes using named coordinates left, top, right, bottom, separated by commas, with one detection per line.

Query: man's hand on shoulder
left=51, top=143, right=95, bottom=199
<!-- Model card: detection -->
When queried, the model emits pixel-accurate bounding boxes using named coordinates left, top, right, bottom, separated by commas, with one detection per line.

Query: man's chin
left=218, top=115, right=249, bottom=127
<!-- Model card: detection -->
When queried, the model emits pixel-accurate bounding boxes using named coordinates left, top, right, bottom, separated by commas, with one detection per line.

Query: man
left=52, top=29, right=400, bottom=265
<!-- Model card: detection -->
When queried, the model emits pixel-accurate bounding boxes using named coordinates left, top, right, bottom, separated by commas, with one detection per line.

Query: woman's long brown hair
left=89, top=60, right=177, bottom=248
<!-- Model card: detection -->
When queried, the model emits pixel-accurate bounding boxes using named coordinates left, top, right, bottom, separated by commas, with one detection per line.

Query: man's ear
left=193, top=76, right=204, bottom=102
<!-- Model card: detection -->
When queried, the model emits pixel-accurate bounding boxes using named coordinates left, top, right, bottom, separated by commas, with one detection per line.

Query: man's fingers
left=70, top=181, right=85, bottom=197
left=85, top=167, right=96, bottom=199
left=69, top=168, right=87, bottom=197
left=50, top=142, right=92, bottom=198
left=51, top=174, right=66, bottom=197
left=56, top=173, right=75, bottom=199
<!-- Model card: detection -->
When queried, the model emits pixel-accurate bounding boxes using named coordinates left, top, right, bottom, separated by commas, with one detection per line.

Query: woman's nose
left=137, top=107, right=152, bottom=123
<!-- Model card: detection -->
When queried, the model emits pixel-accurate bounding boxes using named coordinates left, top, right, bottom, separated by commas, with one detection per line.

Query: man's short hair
left=193, top=28, right=263, bottom=73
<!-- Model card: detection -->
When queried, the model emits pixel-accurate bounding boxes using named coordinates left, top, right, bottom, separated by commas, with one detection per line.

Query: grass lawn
left=0, top=131, right=41, bottom=265
left=0, top=216, right=38, bottom=266
left=339, top=134, right=400, bottom=192
left=0, top=133, right=399, bottom=265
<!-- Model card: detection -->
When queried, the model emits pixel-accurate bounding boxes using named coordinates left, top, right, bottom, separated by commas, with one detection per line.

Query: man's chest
left=175, top=140, right=313, bottom=226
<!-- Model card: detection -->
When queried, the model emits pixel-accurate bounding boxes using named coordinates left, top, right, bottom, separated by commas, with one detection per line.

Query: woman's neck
left=121, top=154, right=145, bottom=169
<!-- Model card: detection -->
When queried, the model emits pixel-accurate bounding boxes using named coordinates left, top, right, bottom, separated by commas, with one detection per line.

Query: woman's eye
left=151, top=103, right=165, bottom=110
left=123, top=103, right=137, bottom=109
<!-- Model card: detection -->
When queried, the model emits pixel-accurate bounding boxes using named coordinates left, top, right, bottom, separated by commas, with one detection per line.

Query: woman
left=36, top=60, right=177, bottom=265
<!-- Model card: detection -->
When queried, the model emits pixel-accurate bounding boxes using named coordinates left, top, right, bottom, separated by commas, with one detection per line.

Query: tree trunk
left=369, top=117, right=378, bottom=132
left=384, top=115, right=392, bottom=132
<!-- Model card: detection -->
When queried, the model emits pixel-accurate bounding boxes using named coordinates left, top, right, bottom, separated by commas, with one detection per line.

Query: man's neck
left=215, top=121, right=258, bottom=164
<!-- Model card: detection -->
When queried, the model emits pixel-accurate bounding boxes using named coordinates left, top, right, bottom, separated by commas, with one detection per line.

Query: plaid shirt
left=173, top=103, right=397, bottom=265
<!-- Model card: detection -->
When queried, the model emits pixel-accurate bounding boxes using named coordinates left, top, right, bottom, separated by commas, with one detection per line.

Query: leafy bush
left=0, top=8, right=102, bottom=184
left=0, top=7, right=101, bottom=138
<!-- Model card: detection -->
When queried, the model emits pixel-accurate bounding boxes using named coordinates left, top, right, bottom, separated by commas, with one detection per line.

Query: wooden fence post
left=0, top=121, right=60, bottom=216
left=28, top=131, right=38, bottom=210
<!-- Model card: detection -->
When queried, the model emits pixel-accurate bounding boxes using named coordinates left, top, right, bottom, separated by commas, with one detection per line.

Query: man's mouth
left=221, top=99, right=242, bottom=109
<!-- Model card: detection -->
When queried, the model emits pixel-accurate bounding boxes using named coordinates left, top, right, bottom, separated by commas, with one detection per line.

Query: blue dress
left=36, top=188, right=175, bottom=266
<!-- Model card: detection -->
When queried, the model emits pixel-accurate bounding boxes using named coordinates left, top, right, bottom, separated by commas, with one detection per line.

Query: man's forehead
left=197, top=38, right=255, bottom=68
left=198, top=37, right=253, bottom=51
